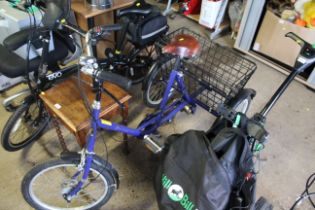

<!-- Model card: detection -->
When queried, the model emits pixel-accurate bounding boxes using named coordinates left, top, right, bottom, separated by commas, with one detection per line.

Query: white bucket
left=199, top=0, right=223, bottom=29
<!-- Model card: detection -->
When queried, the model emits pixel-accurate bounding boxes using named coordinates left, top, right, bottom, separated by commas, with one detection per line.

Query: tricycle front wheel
left=22, top=158, right=117, bottom=210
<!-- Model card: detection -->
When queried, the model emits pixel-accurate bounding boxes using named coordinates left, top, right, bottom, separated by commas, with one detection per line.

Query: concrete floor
left=0, top=12, right=315, bottom=210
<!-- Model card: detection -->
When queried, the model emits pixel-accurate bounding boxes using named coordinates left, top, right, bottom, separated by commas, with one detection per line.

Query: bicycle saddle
left=162, top=34, right=201, bottom=59
left=117, top=0, right=153, bottom=17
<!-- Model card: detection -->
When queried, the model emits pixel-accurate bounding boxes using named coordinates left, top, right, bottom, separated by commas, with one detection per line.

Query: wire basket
left=156, top=27, right=257, bottom=113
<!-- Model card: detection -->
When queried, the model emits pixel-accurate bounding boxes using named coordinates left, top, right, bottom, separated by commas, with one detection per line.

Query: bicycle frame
left=2, top=26, right=80, bottom=109
left=40, top=64, right=79, bottom=87
left=65, top=57, right=200, bottom=199
left=3, top=64, right=78, bottom=109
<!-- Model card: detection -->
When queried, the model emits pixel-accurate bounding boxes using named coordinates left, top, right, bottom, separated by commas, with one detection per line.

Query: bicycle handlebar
left=258, top=33, right=315, bottom=118
left=91, top=24, right=123, bottom=34
left=286, top=32, right=315, bottom=70
left=285, top=32, right=306, bottom=47
left=80, top=56, right=132, bottom=90
left=97, top=71, right=132, bottom=90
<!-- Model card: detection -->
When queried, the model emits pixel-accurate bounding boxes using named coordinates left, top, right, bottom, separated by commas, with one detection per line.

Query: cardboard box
left=253, top=10, right=315, bottom=67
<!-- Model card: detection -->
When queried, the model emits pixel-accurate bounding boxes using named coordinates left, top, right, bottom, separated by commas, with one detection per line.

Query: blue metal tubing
left=137, top=69, right=194, bottom=134
left=93, top=69, right=195, bottom=137
left=68, top=120, right=98, bottom=197
left=97, top=120, right=142, bottom=137
left=66, top=67, right=198, bottom=199
left=160, top=100, right=189, bottom=124
left=137, top=100, right=189, bottom=134
left=159, top=70, right=178, bottom=109
left=175, top=72, right=194, bottom=105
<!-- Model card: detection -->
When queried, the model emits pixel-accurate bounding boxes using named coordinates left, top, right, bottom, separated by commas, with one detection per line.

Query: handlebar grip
left=92, top=24, right=123, bottom=34
left=100, top=24, right=123, bottom=32
left=96, top=71, right=132, bottom=90
left=285, top=32, right=306, bottom=47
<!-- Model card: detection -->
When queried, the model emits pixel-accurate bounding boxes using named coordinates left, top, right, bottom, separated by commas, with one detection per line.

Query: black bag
left=155, top=129, right=254, bottom=210
left=127, top=11, right=168, bottom=47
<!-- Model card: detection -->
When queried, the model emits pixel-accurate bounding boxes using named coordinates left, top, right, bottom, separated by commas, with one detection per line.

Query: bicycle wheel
left=22, top=158, right=116, bottom=210
left=1, top=99, right=50, bottom=151
left=143, top=55, right=177, bottom=108
left=227, top=88, right=256, bottom=114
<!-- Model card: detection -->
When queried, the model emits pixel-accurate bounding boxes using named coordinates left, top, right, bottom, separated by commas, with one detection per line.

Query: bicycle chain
left=52, top=118, right=69, bottom=152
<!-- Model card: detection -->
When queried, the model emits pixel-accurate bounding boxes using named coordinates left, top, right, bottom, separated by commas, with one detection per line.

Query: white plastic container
left=199, top=0, right=223, bottom=29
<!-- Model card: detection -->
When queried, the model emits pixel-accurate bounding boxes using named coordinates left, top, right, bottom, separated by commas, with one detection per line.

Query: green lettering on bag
left=180, top=194, right=188, bottom=206
left=190, top=203, right=195, bottom=210
left=162, top=174, right=172, bottom=189
left=161, top=174, right=197, bottom=210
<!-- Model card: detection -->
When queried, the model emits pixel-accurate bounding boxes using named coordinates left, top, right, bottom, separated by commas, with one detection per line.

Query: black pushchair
left=155, top=32, right=315, bottom=210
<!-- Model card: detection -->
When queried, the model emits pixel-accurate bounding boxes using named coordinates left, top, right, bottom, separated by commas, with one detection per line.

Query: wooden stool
left=40, top=74, right=132, bottom=148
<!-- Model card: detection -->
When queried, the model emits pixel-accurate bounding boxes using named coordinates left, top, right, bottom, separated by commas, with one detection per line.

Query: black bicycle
left=99, top=0, right=169, bottom=84
left=0, top=0, right=82, bottom=151
left=0, top=0, right=168, bottom=152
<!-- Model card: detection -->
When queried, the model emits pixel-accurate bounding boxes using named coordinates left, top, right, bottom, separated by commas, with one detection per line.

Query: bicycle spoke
left=5, top=100, right=49, bottom=147
left=78, top=191, right=98, bottom=204
left=26, top=162, right=111, bottom=209
left=10, top=126, right=30, bottom=144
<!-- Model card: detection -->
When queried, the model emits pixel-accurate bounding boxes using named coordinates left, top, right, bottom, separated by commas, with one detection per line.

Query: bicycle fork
left=64, top=102, right=100, bottom=202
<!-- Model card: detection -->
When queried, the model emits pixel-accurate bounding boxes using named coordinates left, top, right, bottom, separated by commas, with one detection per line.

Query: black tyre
left=22, top=158, right=117, bottom=210
left=227, top=88, right=256, bottom=114
left=143, top=55, right=177, bottom=108
left=1, top=99, right=50, bottom=151
left=255, top=197, right=273, bottom=210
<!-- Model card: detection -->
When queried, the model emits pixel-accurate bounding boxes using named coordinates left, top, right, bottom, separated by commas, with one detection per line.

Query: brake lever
left=285, top=32, right=315, bottom=70
left=285, top=32, right=306, bottom=48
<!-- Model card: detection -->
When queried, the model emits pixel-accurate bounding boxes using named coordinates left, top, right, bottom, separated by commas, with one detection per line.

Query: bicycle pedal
left=183, top=105, right=192, bottom=114
left=143, top=135, right=164, bottom=154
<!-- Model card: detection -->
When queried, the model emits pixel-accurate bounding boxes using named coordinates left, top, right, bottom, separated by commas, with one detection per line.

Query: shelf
left=171, top=2, right=229, bottom=30
left=71, top=0, right=134, bottom=19
left=171, top=1, right=230, bottom=39
left=171, top=3, right=200, bottom=22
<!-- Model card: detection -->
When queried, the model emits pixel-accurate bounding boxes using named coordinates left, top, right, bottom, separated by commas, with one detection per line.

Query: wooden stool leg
left=121, top=103, right=129, bottom=154
left=76, top=128, right=89, bottom=148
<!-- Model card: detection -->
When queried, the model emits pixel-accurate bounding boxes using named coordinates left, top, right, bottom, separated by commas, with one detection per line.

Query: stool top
left=162, top=34, right=200, bottom=59
left=40, top=74, right=131, bottom=132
